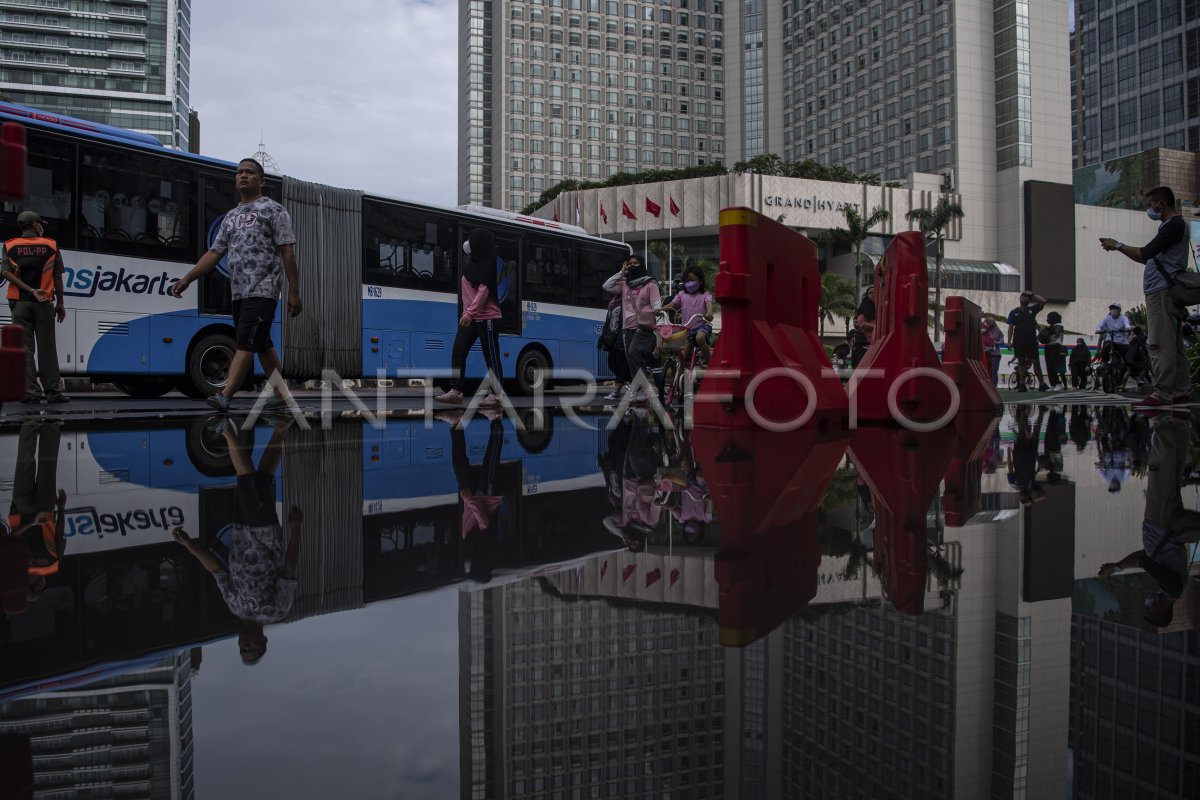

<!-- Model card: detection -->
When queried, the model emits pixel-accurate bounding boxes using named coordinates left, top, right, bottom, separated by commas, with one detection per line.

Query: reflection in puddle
left=0, top=404, right=1197, bottom=798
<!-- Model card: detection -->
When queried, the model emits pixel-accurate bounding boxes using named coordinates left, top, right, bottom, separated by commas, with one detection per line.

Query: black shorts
left=232, top=297, right=277, bottom=353
left=236, top=472, right=279, bottom=528
left=1013, top=339, right=1039, bottom=363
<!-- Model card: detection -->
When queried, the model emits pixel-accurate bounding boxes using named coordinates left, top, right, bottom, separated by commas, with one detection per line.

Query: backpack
left=1037, top=324, right=1055, bottom=345
left=495, top=256, right=511, bottom=304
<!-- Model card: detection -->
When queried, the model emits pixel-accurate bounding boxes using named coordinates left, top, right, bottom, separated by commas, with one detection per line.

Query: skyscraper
left=1070, top=0, right=1195, bottom=169
left=458, top=0, right=729, bottom=211
left=0, top=649, right=198, bottom=799
left=0, top=0, right=193, bottom=150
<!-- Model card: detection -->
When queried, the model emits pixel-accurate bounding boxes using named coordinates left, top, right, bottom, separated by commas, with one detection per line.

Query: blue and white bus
left=0, top=102, right=631, bottom=397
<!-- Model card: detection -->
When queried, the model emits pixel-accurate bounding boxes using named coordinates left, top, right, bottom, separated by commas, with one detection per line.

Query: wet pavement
left=0, top=401, right=1197, bottom=799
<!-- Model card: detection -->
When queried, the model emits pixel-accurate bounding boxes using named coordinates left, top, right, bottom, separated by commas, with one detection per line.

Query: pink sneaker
left=434, top=388, right=464, bottom=405
left=478, top=392, right=503, bottom=408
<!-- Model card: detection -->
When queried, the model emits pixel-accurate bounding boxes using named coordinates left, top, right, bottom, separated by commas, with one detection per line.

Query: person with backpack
left=598, top=293, right=630, bottom=402
left=435, top=228, right=506, bottom=407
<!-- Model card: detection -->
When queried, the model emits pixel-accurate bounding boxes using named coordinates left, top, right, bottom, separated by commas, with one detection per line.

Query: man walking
left=2, top=211, right=69, bottom=403
left=1100, top=186, right=1191, bottom=410
left=170, top=158, right=301, bottom=413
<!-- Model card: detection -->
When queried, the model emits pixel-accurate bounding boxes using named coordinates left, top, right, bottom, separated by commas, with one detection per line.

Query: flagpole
left=668, top=215, right=673, bottom=291
left=643, top=226, right=648, bottom=274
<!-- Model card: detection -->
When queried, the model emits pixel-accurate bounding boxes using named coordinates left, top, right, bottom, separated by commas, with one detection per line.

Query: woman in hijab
left=436, top=228, right=506, bottom=407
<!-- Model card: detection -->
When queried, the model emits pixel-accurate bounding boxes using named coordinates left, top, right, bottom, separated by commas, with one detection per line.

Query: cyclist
left=1095, top=303, right=1132, bottom=363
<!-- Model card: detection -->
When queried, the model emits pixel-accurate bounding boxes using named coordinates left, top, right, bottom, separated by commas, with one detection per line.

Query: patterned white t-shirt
left=211, top=196, right=297, bottom=300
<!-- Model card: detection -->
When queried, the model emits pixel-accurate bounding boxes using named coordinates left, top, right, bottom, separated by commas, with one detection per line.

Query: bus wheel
left=185, top=333, right=236, bottom=397
left=116, top=377, right=173, bottom=399
left=515, top=348, right=550, bottom=395
left=516, top=407, right=554, bottom=453
left=185, top=416, right=238, bottom=477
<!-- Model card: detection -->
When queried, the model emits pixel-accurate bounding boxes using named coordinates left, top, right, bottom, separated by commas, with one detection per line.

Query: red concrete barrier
left=694, top=207, right=848, bottom=430
left=942, top=295, right=1002, bottom=413
left=1, top=325, right=25, bottom=406
left=849, top=425, right=955, bottom=615
left=943, top=413, right=1002, bottom=527
left=0, top=122, right=25, bottom=201
left=851, top=231, right=954, bottom=423
left=692, top=424, right=848, bottom=646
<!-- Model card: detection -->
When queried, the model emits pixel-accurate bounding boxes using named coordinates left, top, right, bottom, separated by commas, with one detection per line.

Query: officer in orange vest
left=2, top=210, right=69, bottom=403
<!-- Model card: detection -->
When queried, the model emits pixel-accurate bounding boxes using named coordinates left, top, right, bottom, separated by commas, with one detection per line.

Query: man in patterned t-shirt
left=170, top=158, right=302, bottom=413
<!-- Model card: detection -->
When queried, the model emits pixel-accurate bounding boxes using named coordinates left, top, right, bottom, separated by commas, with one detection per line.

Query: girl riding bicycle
left=660, top=266, right=715, bottom=362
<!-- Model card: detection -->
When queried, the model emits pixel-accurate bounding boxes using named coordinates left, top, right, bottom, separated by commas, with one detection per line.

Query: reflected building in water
left=1069, top=617, right=1199, bottom=798
left=0, top=649, right=197, bottom=799
left=459, top=578, right=727, bottom=800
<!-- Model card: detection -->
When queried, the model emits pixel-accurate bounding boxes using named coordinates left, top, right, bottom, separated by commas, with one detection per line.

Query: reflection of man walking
left=6, top=421, right=66, bottom=592
left=173, top=419, right=301, bottom=665
left=2, top=210, right=69, bottom=403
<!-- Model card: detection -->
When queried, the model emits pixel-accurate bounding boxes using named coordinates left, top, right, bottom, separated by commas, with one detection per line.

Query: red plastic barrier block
left=849, top=425, right=955, bottom=615
left=942, top=295, right=1002, bottom=413
left=694, top=207, right=848, bottom=430
left=851, top=231, right=954, bottom=423
left=0, top=122, right=25, bottom=202
left=1, top=325, right=25, bottom=403
left=692, top=424, right=849, bottom=646
left=943, top=413, right=1002, bottom=527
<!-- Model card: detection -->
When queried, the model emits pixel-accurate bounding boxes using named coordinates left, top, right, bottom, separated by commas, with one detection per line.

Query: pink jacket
left=462, top=276, right=502, bottom=322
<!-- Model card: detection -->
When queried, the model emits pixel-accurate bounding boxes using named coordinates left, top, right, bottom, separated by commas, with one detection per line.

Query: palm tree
left=648, top=241, right=687, bottom=288
left=818, top=273, right=856, bottom=337
left=819, top=205, right=891, bottom=305
left=905, top=197, right=965, bottom=341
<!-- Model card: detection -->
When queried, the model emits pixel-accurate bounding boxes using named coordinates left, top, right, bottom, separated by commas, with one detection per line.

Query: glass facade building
left=0, top=0, right=192, bottom=150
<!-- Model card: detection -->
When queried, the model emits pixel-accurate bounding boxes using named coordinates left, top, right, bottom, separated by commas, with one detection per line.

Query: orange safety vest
left=4, top=236, right=60, bottom=302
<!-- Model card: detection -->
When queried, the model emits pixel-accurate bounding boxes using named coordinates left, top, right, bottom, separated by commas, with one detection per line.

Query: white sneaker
left=603, top=390, right=621, bottom=401
left=434, top=388, right=464, bottom=405
left=478, top=392, right=503, bottom=408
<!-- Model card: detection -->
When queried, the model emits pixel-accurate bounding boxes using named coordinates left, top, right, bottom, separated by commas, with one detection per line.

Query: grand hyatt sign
left=762, top=195, right=861, bottom=212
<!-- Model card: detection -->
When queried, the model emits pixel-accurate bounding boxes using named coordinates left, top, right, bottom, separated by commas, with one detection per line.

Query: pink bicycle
left=655, top=313, right=711, bottom=408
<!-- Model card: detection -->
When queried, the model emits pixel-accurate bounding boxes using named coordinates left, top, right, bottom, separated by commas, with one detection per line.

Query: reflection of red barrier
left=0, top=122, right=25, bottom=201
left=694, top=208, right=847, bottom=430
left=852, top=231, right=953, bottom=422
left=850, top=425, right=954, bottom=615
left=942, top=295, right=1002, bottom=413
left=1, top=325, right=25, bottom=408
left=692, top=425, right=848, bottom=646
left=943, top=413, right=1002, bottom=527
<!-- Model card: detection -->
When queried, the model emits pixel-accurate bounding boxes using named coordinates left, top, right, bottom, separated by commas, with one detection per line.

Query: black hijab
left=464, top=228, right=498, bottom=295
left=625, top=259, right=653, bottom=289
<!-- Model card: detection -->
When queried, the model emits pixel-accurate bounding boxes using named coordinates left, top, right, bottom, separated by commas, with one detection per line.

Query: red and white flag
left=600, top=203, right=608, bottom=224
left=621, top=200, right=637, bottom=220
left=552, top=204, right=559, bottom=222
left=669, top=196, right=680, bottom=216
left=645, top=197, right=661, bottom=217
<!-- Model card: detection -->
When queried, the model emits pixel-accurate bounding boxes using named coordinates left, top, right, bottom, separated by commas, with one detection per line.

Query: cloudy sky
left=191, top=0, right=458, bottom=206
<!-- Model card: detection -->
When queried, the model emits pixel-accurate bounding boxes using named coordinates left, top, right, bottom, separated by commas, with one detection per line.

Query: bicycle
left=1094, top=328, right=1133, bottom=393
left=1007, top=355, right=1034, bottom=391
left=655, top=312, right=711, bottom=408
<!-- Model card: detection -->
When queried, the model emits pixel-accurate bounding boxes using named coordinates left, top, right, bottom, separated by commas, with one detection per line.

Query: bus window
left=491, top=230, right=522, bottom=335
left=525, top=233, right=573, bottom=305
left=577, top=243, right=621, bottom=308
left=78, top=146, right=196, bottom=261
left=198, top=174, right=235, bottom=316
left=1, top=132, right=75, bottom=249
left=362, top=201, right=458, bottom=294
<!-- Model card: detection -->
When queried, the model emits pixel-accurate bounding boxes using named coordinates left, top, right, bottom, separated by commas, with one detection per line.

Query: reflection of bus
left=0, top=102, right=630, bottom=398
left=0, top=414, right=616, bottom=697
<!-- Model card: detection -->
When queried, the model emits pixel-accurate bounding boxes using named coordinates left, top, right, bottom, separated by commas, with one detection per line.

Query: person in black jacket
left=1069, top=338, right=1092, bottom=389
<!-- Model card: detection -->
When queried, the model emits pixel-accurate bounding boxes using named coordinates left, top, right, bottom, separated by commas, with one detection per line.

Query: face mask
left=684, top=281, right=700, bottom=292
left=1147, top=206, right=1162, bottom=221
left=462, top=241, right=472, bottom=255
